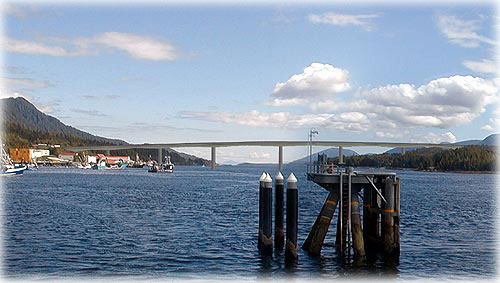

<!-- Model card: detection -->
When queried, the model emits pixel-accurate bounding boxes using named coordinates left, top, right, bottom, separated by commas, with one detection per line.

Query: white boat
left=1, top=145, right=27, bottom=176
left=92, top=159, right=128, bottom=170
left=77, top=163, right=92, bottom=169
left=148, top=156, right=174, bottom=173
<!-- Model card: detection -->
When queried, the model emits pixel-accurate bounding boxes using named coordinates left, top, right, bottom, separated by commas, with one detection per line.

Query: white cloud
left=3, top=38, right=85, bottom=57
left=3, top=32, right=179, bottom=61
left=2, top=77, right=53, bottom=89
left=418, top=132, right=457, bottom=144
left=308, top=12, right=379, bottom=31
left=181, top=72, right=499, bottom=133
left=265, top=98, right=307, bottom=107
left=481, top=117, right=500, bottom=132
left=362, top=75, right=499, bottom=128
left=91, top=32, right=177, bottom=61
left=463, top=59, right=497, bottom=74
left=271, top=63, right=350, bottom=105
left=437, top=15, right=497, bottom=48
left=481, top=124, right=494, bottom=131
left=178, top=110, right=371, bottom=132
left=249, top=152, right=271, bottom=159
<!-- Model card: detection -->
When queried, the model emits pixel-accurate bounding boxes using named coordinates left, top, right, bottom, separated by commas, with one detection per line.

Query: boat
left=161, top=156, right=174, bottom=173
left=92, top=158, right=128, bottom=170
left=1, top=145, right=27, bottom=176
left=77, top=163, right=92, bottom=169
left=148, top=156, right=174, bottom=173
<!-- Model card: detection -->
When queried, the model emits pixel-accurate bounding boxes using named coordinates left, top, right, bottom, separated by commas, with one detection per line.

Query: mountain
left=289, top=147, right=358, bottom=164
left=384, top=134, right=498, bottom=154
left=480, top=134, right=498, bottom=146
left=1, top=97, right=210, bottom=165
left=1, top=97, right=125, bottom=145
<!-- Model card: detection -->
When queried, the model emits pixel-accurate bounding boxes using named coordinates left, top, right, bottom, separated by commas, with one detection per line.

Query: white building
left=32, top=149, right=50, bottom=159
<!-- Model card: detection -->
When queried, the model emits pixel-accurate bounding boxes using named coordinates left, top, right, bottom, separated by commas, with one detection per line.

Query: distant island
left=1, top=97, right=211, bottom=166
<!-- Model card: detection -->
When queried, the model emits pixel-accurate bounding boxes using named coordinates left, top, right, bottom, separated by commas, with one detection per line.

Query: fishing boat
left=1, top=145, right=27, bottom=176
left=92, top=158, right=128, bottom=170
left=148, top=156, right=174, bottom=173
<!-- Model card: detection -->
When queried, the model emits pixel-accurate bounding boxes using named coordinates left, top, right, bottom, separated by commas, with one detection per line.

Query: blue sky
left=2, top=2, right=499, bottom=163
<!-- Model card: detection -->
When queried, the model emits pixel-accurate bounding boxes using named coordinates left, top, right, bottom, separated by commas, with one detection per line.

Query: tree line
left=328, top=146, right=497, bottom=172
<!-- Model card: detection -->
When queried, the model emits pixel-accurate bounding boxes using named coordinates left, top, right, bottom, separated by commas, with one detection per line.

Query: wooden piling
left=351, top=185, right=365, bottom=258
left=363, top=182, right=377, bottom=253
left=274, top=172, right=284, bottom=250
left=394, top=177, right=401, bottom=257
left=383, top=177, right=396, bottom=256
left=285, top=173, right=298, bottom=261
left=302, top=190, right=339, bottom=256
left=261, top=173, right=273, bottom=254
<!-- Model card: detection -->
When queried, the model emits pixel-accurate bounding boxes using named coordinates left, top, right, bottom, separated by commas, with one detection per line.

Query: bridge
left=66, top=141, right=462, bottom=170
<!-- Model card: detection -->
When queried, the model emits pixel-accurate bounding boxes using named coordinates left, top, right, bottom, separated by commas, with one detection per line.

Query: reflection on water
left=2, top=165, right=497, bottom=279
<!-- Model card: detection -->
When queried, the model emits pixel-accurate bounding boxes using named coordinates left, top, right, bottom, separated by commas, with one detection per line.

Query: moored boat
left=148, top=156, right=174, bottom=173
left=1, top=145, right=27, bottom=176
left=92, top=159, right=128, bottom=170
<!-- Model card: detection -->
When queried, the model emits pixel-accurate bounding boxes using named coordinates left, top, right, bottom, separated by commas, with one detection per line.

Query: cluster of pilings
left=258, top=172, right=299, bottom=262
left=303, top=169, right=401, bottom=264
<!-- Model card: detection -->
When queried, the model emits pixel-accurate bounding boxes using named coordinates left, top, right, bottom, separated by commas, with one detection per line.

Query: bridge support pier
left=339, top=146, right=344, bottom=164
left=401, top=148, right=406, bottom=155
left=158, top=148, right=163, bottom=163
left=278, top=146, right=283, bottom=172
left=211, top=146, right=216, bottom=170
left=105, top=150, right=110, bottom=156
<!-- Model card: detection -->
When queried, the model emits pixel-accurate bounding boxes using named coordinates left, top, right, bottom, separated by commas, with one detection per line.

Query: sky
left=1, top=1, right=499, bottom=164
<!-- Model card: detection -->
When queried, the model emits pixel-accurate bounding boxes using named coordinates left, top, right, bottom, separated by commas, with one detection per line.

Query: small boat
left=148, top=156, right=174, bottom=173
left=77, top=163, right=92, bottom=169
left=1, top=146, right=27, bottom=176
left=92, top=159, right=128, bottom=170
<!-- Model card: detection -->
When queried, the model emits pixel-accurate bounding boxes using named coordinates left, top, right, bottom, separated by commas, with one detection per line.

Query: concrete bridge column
left=401, top=148, right=406, bottom=155
left=211, top=146, right=216, bottom=170
left=278, top=146, right=283, bottom=172
left=339, top=146, right=344, bottom=164
left=105, top=150, right=110, bottom=156
left=158, top=148, right=162, bottom=163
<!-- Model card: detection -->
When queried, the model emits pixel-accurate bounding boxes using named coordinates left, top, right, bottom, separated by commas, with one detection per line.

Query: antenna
left=308, top=128, right=319, bottom=171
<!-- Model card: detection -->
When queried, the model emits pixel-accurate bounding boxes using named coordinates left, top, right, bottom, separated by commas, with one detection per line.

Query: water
left=2, top=165, right=497, bottom=280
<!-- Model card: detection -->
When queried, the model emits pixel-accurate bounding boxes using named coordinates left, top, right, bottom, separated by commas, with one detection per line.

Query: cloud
left=271, top=63, right=350, bottom=104
left=4, top=66, right=33, bottom=74
left=437, top=15, right=497, bottom=48
left=249, top=152, right=271, bottom=159
left=375, top=130, right=457, bottom=143
left=70, top=108, right=109, bottom=117
left=91, top=32, right=177, bottom=61
left=360, top=75, right=499, bottom=128
left=4, top=32, right=179, bottom=61
left=3, top=37, right=85, bottom=57
left=308, top=12, right=379, bottom=31
left=481, top=117, right=500, bottom=132
left=463, top=59, right=497, bottom=74
left=81, top=95, right=120, bottom=100
left=2, top=77, right=53, bottom=89
left=178, top=110, right=370, bottom=132
left=181, top=73, right=499, bottom=133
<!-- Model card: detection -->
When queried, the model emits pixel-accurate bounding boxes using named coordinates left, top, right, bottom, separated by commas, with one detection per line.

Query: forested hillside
left=330, top=146, right=497, bottom=172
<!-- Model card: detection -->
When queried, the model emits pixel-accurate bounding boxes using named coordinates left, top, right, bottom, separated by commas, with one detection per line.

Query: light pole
left=308, top=128, right=318, bottom=171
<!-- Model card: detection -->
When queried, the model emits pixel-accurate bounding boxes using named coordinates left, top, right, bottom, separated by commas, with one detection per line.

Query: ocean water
left=2, top=165, right=497, bottom=280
